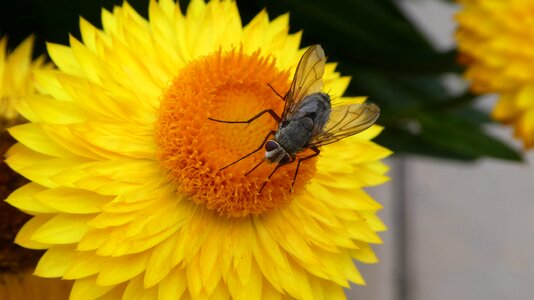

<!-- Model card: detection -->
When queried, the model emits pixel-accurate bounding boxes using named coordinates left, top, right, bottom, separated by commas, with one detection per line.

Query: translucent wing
left=282, top=45, right=326, bottom=120
left=309, top=103, right=380, bottom=147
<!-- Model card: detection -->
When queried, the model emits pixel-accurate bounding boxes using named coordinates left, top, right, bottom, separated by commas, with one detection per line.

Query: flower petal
left=6, top=183, right=56, bottom=214
left=34, top=245, right=77, bottom=278
left=32, top=213, right=94, bottom=244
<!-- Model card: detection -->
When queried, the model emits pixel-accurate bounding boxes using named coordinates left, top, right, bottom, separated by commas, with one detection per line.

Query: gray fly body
left=209, top=45, right=380, bottom=192
left=272, top=93, right=330, bottom=158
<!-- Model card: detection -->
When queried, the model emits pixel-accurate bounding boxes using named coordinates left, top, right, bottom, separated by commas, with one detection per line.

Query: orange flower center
left=155, top=50, right=318, bottom=217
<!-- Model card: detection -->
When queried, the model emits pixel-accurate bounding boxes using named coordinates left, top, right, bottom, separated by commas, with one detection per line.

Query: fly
left=209, top=45, right=380, bottom=192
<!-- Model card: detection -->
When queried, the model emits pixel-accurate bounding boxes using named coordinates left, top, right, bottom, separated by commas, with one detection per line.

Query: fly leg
left=208, top=109, right=281, bottom=124
left=267, top=83, right=292, bottom=119
left=245, top=159, right=264, bottom=176
left=208, top=109, right=281, bottom=171
left=259, top=163, right=282, bottom=193
left=267, top=83, right=285, bottom=100
left=290, top=147, right=320, bottom=193
left=218, top=130, right=276, bottom=171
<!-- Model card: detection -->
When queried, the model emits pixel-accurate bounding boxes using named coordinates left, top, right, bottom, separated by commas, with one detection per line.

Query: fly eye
left=279, top=154, right=291, bottom=165
left=265, top=140, right=278, bottom=152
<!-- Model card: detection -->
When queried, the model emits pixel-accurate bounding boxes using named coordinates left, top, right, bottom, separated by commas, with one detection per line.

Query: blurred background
left=1, top=0, right=533, bottom=299
left=349, top=1, right=534, bottom=300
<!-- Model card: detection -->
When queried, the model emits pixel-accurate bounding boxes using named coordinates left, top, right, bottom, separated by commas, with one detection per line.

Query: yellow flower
left=456, top=0, right=534, bottom=148
left=6, top=0, right=391, bottom=299
left=0, top=36, right=49, bottom=129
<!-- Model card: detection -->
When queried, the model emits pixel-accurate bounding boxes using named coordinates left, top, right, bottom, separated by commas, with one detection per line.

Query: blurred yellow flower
left=6, top=0, right=391, bottom=298
left=456, top=0, right=534, bottom=147
left=0, top=270, right=71, bottom=300
left=0, top=36, right=68, bottom=300
left=0, top=36, right=49, bottom=129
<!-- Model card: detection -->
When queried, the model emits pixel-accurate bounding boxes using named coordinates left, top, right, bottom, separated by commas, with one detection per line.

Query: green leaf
left=375, top=128, right=479, bottom=161
left=238, top=0, right=460, bottom=73
left=417, top=112, right=523, bottom=161
left=345, top=69, right=466, bottom=122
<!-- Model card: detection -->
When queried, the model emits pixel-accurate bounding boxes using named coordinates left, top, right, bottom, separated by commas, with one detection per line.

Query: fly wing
left=282, top=45, right=326, bottom=120
left=309, top=102, right=380, bottom=147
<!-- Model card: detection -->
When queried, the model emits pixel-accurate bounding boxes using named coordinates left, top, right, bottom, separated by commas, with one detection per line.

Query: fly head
left=265, top=140, right=291, bottom=164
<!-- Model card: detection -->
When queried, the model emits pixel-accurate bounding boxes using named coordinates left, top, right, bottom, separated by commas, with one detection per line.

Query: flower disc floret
left=156, top=49, right=317, bottom=217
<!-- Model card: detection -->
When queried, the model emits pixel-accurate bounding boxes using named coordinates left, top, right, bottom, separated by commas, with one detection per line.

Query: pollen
left=155, top=50, right=318, bottom=217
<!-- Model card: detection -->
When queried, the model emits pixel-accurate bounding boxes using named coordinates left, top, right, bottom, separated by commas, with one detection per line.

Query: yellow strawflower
left=456, top=0, right=534, bottom=147
left=6, top=0, right=391, bottom=298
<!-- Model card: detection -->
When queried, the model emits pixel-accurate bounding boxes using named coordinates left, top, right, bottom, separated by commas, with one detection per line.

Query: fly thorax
left=299, top=116, right=314, bottom=131
left=265, top=140, right=291, bottom=164
left=275, top=117, right=314, bottom=155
